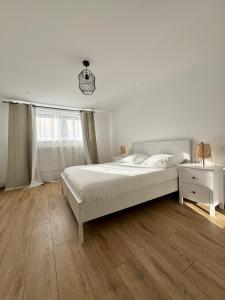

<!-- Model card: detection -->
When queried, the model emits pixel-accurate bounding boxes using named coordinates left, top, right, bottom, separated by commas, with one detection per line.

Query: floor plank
left=9, top=189, right=39, bottom=243
left=0, top=238, right=30, bottom=300
left=54, top=240, right=95, bottom=300
left=0, top=189, right=25, bottom=263
left=23, top=190, right=58, bottom=300
left=116, top=257, right=170, bottom=300
left=48, top=186, right=78, bottom=245
left=80, top=237, right=133, bottom=299
left=184, top=261, right=225, bottom=300
left=88, top=221, right=133, bottom=269
left=169, top=230, right=225, bottom=280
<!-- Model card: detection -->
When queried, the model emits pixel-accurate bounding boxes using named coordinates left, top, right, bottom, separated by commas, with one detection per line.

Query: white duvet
left=62, top=162, right=178, bottom=203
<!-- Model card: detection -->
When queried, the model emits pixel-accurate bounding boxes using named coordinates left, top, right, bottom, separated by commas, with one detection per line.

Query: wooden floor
left=0, top=183, right=225, bottom=299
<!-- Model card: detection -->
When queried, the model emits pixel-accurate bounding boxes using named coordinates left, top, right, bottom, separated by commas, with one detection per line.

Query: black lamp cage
left=78, top=60, right=96, bottom=95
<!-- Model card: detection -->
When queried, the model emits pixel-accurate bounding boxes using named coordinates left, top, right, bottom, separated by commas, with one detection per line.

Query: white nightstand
left=178, top=163, right=224, bottom=216
left=112, top=156, right=127, bottom=162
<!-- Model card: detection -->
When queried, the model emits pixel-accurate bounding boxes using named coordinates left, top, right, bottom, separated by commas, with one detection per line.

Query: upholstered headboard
left=133, top=139, right=191, bottom=162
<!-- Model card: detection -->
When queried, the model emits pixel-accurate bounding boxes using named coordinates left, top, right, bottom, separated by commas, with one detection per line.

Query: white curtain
left=36, top=107, right=85, bottom=181
left=29, top=106, right=43, bottom=188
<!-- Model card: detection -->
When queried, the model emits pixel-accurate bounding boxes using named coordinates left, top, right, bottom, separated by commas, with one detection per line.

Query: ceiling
left=0, top=0, right=224, bottom=110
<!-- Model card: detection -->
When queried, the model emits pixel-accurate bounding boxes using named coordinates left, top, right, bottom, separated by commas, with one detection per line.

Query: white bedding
left=62, top=162, right=178, bottom=204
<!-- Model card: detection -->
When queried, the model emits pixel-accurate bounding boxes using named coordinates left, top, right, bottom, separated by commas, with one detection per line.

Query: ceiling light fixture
left=78, top=60, right=96, bottom=95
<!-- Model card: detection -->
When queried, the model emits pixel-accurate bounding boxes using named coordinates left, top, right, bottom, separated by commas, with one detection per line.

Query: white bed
left=61, top=139, right=191, bottom=243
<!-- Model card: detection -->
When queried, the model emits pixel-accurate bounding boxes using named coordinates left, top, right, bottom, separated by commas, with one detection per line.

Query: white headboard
left=133, top=139, right=191, bottom=162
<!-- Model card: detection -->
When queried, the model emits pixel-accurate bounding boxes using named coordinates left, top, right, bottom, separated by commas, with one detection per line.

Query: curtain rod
left=0, top=99, right=94, bottom=113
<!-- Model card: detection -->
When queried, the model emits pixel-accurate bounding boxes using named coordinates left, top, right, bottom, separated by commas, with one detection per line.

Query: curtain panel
left=81, top=111, right=99, bottom=164
left=6, top=103, right=32, bottom=189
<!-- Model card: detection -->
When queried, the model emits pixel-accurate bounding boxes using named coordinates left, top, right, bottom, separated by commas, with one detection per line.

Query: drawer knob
left=192, top=176, right=196, bottom=179
left=192, top=191, right=196, bottom=194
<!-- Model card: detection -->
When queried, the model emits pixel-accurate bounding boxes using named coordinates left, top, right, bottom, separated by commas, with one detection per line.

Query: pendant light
left=78, top=60, right=96, bottom=95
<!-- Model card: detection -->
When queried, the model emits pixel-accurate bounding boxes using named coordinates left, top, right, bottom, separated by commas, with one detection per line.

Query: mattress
left=62, top=162, right=178, bottom=204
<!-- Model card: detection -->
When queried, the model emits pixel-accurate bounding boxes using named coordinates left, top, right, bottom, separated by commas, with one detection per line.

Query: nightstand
left=178, top=163, right=224, bottom=216
left=112, top=156, right=126, bottom=162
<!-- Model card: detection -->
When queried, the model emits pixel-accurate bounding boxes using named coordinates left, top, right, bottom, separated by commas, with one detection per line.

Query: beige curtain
left=6, top=103, right=32, bottom=189
left=81, top=111, right=99, bottom=164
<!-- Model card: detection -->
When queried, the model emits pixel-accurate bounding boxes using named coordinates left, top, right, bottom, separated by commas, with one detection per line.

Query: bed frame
left=61, top=139, right=191, bottom=243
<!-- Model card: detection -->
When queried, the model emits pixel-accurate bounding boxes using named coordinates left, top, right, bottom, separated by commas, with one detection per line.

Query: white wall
left=95, top=112, right=111, bottom=163
left=0, top=102, right=8, bottom=185
left=110, top=60, right=225, bottom=164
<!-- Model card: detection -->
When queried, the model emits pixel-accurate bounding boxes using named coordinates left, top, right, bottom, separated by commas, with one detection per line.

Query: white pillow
left=120, top=154, right=148, bottom=164
left=141, top=154, right=184, bottom=168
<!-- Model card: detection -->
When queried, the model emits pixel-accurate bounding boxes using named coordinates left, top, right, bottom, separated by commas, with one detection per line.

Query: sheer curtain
left=36, top=107, right=85, bottom=181
left=29, top=106, right=43, bottom=187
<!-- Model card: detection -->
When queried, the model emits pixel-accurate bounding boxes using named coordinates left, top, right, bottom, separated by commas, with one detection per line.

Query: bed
left=61, top=139, right=191, bottom=243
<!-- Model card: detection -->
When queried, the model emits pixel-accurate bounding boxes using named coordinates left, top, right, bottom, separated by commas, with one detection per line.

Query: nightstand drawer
left=181, top=168, right=212, bottom=188
left=182, top=182, right=210, bottom=203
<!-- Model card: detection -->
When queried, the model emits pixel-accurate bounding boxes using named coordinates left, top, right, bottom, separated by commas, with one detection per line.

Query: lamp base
left=202, top=157, right=205, bottom=167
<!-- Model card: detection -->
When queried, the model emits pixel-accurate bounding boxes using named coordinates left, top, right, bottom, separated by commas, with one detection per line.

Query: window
left=36, top=107, right=83, bottom=143
left=36, top=107, right=85, bottom=180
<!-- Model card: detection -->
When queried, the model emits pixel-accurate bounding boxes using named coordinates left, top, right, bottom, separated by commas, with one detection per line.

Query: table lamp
left=195, top=142, right=211, bottom=167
